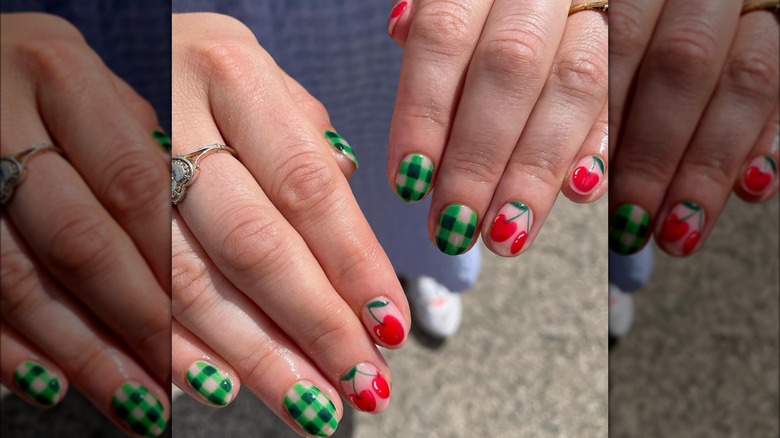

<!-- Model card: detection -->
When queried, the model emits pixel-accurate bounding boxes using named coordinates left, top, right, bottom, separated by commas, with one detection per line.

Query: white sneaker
left=404, top=275, right=462, bottom=339
left=609, top=283, right=634, bottom=337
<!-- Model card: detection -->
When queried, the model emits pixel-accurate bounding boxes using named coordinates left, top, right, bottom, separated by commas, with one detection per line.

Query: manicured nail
left=324, top=129, right=359, bottom=169
left=13, top=361, right=62, bottom=407
left=186, top=361, right=234, bottom=407
left=660, top=201, right=705, bottom=257
left=387, top=1, right=409, bottom=38
left=436, top=204, right=478, bottom=255
left=112, top=381, right=167, bottom=437
left=741, top=155, right=777, bottom=196
left=489, top=201, right=533, bottom=257
left=395, top=153, right=434, bottom=202
left=283, top=381, right=339, bottom=437
left=362, top=298, right=406, bottom=347
left=341, top=363, right=390, bottom=414
left=152, top=129, right=171, bottom=152
left=609, top=203, right=651, bottom=255
left=570, top=155, right=605, bottom=195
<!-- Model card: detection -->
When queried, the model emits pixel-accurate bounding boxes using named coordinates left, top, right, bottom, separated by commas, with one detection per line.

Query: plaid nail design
left=112, top=381, right=167, bottom=437
left=609, top=203, right=650, bottom=255
left=13, top=361, right=61, bottom=407
left=324, top=130, right=358, bottom=169
left=152, top=129, right=171, bottom=152
left=435, top=204, right=478, bottom=255
left=186, top=361, right=233, bottom=406
left=395, top=153, right=434, bottom=202
left=283, top=381, right=338, bottom=437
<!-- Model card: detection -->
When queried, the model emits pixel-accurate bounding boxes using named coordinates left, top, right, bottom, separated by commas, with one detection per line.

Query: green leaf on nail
left=594, top=156, right=605, bottom=173
left=765, top=156, right=777, bottom=174
left=509, top=201, right=529, bottom=212
left=682, top=201, right=701, bottom=211
left=341, top=367, right=357, bottom=381
left=367, top=300, right=388, bottom=309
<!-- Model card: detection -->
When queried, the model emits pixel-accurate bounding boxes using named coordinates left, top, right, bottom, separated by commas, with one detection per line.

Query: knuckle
left=67, top=341, right=114, bottom=387
left=681, top=148, right=738, bottom=187
left=191, top=39, right=270, bottom=91
left=479, top=28, right=546, bottom=81
left=0, top=251, right=41, bottom=320
left=101, top=150, right=166, bottom=217
left=446, top=142, right=505, bottom=185
left=395, top=99, right=452, bottom=132
left=725, top=50, right=779, bottom=100
left=552, top=49, right=608, bottom=102
left=608, top=2, right=646, bottom=59
left=45, top=206, right=115, bottom=276
left=272, top=145, right=339, bottom=216
left=17, top=38, right=90, bottom=86
left=328, top=239, right=382, bottom=287
left=510, top=147, right=568, bottom=187
left=171, top=244, right=213, bottom=319
left=132, top=314, right=170, bottom=364
left=303, top=305, right=354, bottom=358
left=412, top=1, right=478, bottom=56
left=650, top=25, right=719, bottom=88
left=614, top=145, right=676, bottom=184
left=218, top=203, right=289, bottom=276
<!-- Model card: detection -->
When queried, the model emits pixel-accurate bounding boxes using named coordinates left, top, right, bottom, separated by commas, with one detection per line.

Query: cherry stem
left=355, top=369, right=377, bottom=377
left=678, top=210, right=700, bottom=222
left=589, top=161, right=597, bottom=173
left=367, top=307, right=384, bottom=325
left=505, top=210, right=528, bottom=223
left=352, top=378, right=358, bottom=396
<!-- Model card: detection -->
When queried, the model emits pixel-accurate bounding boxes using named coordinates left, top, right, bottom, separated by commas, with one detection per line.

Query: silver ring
left=1, top=143, right=64, bottom=206
left=172, top=144, right=236, bottom=205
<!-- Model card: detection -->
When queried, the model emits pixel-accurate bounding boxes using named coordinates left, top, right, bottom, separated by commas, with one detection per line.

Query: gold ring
left=1, top=143, right=64, bottom=206
left=741, top=1, right=780, bottom=14
left=171, top=144, right=237, bottom=205
left=569, top=1, right=608, bottom=16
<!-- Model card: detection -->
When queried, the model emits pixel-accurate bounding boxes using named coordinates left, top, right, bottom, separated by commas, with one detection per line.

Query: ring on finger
left=171, top=144, right=236, bottom=205
left=741, top=1, right=780, bottom=15
left=1, top=143, right=65, bottom=206
left=569, top=1, right=608, bottom=16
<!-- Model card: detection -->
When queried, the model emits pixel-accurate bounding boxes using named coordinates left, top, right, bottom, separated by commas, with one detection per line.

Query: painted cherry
left=372, top=375, right=390, bottom=399
left=490, top=214, right=517, bottom=242
left=373, top=315, right=404, bottom=346
left=744, top=166, right=772, bottom=193
left=571, top=166, right=600, bottom=193
left=662, top=214, right=689, bottom=242
left=682, top=231, right=700, bottom=256
left=510, top=231, right=527, bottom=255
left=349, top=390, right=377, bottom=412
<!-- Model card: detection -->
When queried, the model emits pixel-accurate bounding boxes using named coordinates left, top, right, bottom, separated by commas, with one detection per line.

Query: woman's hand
left=608, top=0, right=779, bottom=257
left=171, top=13, right=411, bottom=437
left=0, top=13, right=170, bottom=436
left=386, top=0, right=609, bottom=257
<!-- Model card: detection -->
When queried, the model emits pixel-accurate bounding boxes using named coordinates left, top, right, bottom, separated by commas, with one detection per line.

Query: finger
left=563, top=99, right=609, bottom=202
left=0, top=215, right=170, bottom=436
left=608, top=0, right=742, bottom=255
left=735, top=104, right=779, bottom=202
left=387, top=0, right=413, bottom=45
left=388, top=0, right=494, bottom=202
left=0, top=322, right=68, bottom=408
left=654, top=7, right=779, bottom=256
left=172, top=320, right=240, bottom=408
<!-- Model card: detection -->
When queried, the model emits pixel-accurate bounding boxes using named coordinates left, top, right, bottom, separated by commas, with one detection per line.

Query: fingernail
left=13, top=361, right=62, bottom=407
left=609, top=203, right=650, bottom=255
left=660, top=201, right=705, bottom=257
left=569, top=155, right=605, bottom=195
left=362, top=298, right=406, bottom=347
left=395, top=153, right=434, bottom=202
left=489, top=201, right=533, bottom=257
left=324, top=130, right=359, bottom=169
left=283, top=381, right=339, bottom=437
left=387, top=1, right=409, bottom=38
left=186, top=361, right=234, bottom=407
left=152, top=129, right=171, bottom=153
left=112, top=381, right=167, bottom=437
left=436, top=204, right=478, bottom=255
left=341, top=363, right=390, bottom=414
left=741, top=155, right=777, bottom=196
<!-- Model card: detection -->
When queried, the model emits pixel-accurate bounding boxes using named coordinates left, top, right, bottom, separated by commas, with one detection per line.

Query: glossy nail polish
left=340, top=363, right=390, bottom=413
left=283, top=381, right=339, bottom=437
left=324, top=129, right=359, bottom=169
left=112, top=381, right=167, bottom=437
left=435, top=204, right=478, bottom=255
left=609, top=203, right=650, bottom=255
left=570, top=155, right=605, bottom=195
left=362, top=298, right=406, bottom=347
left=741, top=155, right=777, bottom=196
left=13, top=361, right=62, bottom=407
left=661, top=201, right=705, bottom=256
left=186, top=361, right=234, bottom=406
left=489, top=201, right=533, bottom=256
left=387, top=1, right=409, bottom=38
left=395, top=153, right=434, bottom=202
left=152, top=129, right=171, bottom=152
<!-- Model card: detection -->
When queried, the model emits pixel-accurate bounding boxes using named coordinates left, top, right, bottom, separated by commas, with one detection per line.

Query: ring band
left=569, top=1, right=608, bottom=15
left=741, top=1, right=780, bottom=14
left=1, top=143, right=64, bottom=206
left=171, top=144, right=236, bottom=205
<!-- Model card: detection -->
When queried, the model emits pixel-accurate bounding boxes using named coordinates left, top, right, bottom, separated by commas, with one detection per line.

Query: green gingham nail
left=609, top=203, right=651, bottom=255
left=13, top=361, right=61, bottom=407
left=112, top=381, right=167, bottom=437
left=283, top=381, right=338, bottom=437
left=324, top=130, right=358, bottom=169
left=152, top=129, right=171, bottom=152
left=395, top=153, right=434, bottom=202
left=435, top=204, right=478, bottom=255
left=186, top=361, right=233, bottom=406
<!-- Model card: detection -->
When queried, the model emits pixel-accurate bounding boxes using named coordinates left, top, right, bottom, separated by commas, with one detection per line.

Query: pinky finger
left=172, top=320, right=240, bottom=408
left=735, top=104, right=779, bottom=202
left=562, top=100, right=609, bottom=202
left=0, top=322, right=68, bottom=408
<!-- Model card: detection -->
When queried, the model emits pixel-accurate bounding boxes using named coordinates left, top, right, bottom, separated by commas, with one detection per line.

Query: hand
left=385, top=0, right=609, bottom=256
left=171, top=13, right=410, bottom=437
left=0, top=13, right=170, bottom=436
left=608, top=0, right=779, bottom=257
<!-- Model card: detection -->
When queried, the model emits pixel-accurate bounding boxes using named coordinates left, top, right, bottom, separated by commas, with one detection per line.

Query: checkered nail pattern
left=324, top=130, right=359, bottom=169
left=13, top=361, right=62, bottom=407
left=435, top=204, right=478, bottom=255
left=395, top=153, right=434, bottom=202
left=661, top=201, right=705, bottom=257
left=186, top=361, right=234, bottom=406
left=152, top=129, right=171, bottom=152
left=609, top=203, right=650, bottom=255
left=112, top=381, right=167, bottom=437
left=283, top=381, right=338, bottom=437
